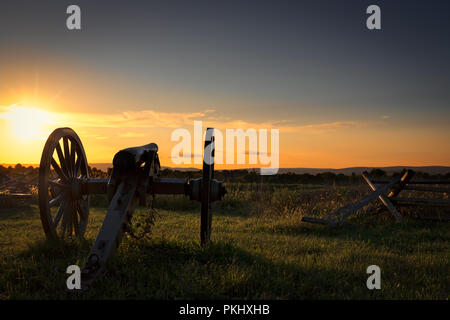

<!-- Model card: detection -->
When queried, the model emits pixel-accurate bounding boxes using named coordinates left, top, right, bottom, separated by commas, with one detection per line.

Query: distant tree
left=391, top=171, right=401, bottom=177
left=0, top=172, right=8, bottom=183
left=369, top=168, right=386, bottom=178
left=317, top=172, right=336, bottom=185
left=414, top=171, right=430, bottom=179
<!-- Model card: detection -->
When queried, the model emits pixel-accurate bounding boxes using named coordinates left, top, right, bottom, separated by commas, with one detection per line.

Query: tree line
left=1, top=164, right=449, bottom=187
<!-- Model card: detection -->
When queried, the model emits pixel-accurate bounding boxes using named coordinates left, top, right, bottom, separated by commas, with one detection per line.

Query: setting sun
left=1, top=105, right=53, bottom=141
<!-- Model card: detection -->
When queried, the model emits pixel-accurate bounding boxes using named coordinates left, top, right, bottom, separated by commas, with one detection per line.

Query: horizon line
left=2, top=163, right=449, bottom=170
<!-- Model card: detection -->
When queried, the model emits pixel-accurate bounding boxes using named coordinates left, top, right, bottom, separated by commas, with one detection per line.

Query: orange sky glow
left=0, top=102, right=449, bottom=169
left=0, top=58, right=449, bottom=170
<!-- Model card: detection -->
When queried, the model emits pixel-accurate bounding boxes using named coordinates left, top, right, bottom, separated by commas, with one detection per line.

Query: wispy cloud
left=291, top=121, right=365, bottom=133
left=61, top=110, right=209, bottom=128
left=119, top=132, right=146, bottom=138
left=0, top=105, right=365, bottom=136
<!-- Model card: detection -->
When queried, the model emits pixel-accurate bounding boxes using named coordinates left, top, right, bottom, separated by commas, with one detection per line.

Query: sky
left=0, top=0, right=449, bottom=169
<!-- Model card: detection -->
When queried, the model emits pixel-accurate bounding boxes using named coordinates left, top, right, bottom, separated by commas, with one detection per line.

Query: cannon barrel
left=112, top=143, right=158, bottom=171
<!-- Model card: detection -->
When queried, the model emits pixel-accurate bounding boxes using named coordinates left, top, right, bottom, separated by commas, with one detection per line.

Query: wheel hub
left=69, top=178, right=83, bottom=200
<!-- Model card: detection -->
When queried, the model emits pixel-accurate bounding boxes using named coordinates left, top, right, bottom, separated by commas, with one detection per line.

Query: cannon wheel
left=200, top=128, right=215, bottom=246
left=38, top=128, right=90, bottom=238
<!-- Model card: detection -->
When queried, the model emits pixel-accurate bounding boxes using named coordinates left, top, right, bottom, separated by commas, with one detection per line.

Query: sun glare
left=2, top=106, right=54, bottom=141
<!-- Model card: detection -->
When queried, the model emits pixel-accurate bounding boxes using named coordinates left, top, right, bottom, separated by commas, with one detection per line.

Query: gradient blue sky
left=0, top=0, right=449, bottom=167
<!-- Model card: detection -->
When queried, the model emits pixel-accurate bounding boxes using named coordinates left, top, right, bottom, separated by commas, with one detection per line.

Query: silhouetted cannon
left=38, top=127, right=226, bottom=288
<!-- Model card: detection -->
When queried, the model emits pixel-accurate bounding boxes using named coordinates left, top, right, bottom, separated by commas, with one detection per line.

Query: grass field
left=0, top=184, right=449, bottom=299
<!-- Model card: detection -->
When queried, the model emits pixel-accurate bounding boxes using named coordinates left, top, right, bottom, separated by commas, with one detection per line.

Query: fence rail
left=302, top=169, right=449, bottom=226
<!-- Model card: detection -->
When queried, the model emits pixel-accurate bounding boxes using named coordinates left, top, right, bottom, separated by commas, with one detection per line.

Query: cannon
left=38, top=127, right=226, bottom=288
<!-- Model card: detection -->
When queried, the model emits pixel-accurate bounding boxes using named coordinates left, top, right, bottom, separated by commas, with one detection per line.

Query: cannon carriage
left=38, top=127, right=226, bottom=288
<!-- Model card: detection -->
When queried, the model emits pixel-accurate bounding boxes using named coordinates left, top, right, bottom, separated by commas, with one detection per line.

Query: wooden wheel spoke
left=74, top=155, right=81, bottom=178
left=76, top=201, right=87, bottom=220
left=72, top=202, right=80, bottom=236
left=63, top=137, right=73, bottom=178
left=70, top=140, right=76, bottom=177
left=49, top=192, right=65, bottom=208
left=55, top=143, right=70, bottom=178
left=48, top=179, right=68, bottom=189
left=60, top=200, right=70, bottom=237
left=75, top=147, right=86, bottom=177
left=53, top=200, right=66, bottom=228
left=51, top=158, right=68, bottom=182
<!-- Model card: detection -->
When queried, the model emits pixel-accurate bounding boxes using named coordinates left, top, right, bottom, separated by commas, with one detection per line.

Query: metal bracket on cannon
left=37, top=127, right=226, bottom=289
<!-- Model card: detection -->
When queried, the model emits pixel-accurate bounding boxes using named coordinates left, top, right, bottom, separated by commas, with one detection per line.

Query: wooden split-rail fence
left=0, top=174, right=36, bottom=201
left=301, top=169, right=450, bottom=226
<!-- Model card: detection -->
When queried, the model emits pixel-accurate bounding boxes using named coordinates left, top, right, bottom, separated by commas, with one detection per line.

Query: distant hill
left=276, top=166, right=450, bottom=175
left=0, top=163, right=201, bottom=172
left=85, top=164, right=201, bottom=172
left=63, top=164, right=450, bottom=175
left=1, top=164, right=449, bottom=175
left=0, top=163, right=40, bottom=168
